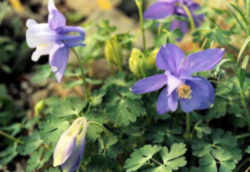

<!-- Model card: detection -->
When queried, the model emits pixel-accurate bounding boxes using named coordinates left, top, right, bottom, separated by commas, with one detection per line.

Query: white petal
left=31, top=44, right=53, bottom=62
left=167, top=73, right=182, bottom=96
left=26, top=19, right=37, bottom=28
left=26, top=23, right=57, bottom=48
left=48, top=0, right=56, bottom=12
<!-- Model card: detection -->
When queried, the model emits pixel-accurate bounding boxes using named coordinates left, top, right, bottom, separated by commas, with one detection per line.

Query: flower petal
left=157, top=87, right=168, bottom=114
left=168, top=91, right=178, bottom=112
left=48, top=0, right=66, bottom=30
left=53, top=130, right=76, bottom=167
left=131, top=74, right=167, bottom=94
left=166, top=72, right=182, bottom=96
left=144, top=2, right=175, bottom=19
left=156, top=44, right=186, bottom=74
left=31, top=44, right=53, bottom=61
left=49, top=44, right=70, bottom=82
left=170, top=19, right=189, bottom=34
left=61, top=118, right=88, bottom=172
left=26, top=21, right=56, bottom=48
left=156, top=88, right=178, bottom=114
left=180, top=48, right=225, bottom=76
left=180, top=77, right=215, bottom=113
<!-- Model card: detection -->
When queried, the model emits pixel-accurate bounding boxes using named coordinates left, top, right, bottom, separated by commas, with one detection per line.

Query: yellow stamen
left=177, top=84, right=192, bottom=99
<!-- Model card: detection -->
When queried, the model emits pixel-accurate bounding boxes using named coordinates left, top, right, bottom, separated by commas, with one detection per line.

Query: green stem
left=236, top=133, right=250, bottom=140
left=88, top=121, right=112, bottom=135
left=237, top=36, right=250, bottom=63
left=179, top=3, right=196, bottom=31
left=135, top=0, right=146, bottom=52
left=0, top=130, right=23, bottom=144
left=151, top=158, right=163, bottom=166
left=236, top=157, right=250, bottom=172
left=158, top=23, right=163, bottom=36
left=184, top=113, right=192, bottom=140
left=71, top=48, right=90, bottom=101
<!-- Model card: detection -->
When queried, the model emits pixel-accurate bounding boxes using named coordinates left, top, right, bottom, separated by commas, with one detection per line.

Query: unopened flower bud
left=129, top=48, right=145, bottom=77
left=53, top=117, right=88, bottom=172
left=105, top=36, right=123, bottom=68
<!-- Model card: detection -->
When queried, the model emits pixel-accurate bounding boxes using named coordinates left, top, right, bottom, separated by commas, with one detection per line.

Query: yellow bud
left=9, top=0, right=24, bottom=14
left=97, top=0, right=113, bottom=11
left=34, top=100, right=45, bottom=117
left=129, top=48, right=145, bottom=76
left=105, top=36, right=123, bottom=68
left=145, top=48, right=159, bottom=68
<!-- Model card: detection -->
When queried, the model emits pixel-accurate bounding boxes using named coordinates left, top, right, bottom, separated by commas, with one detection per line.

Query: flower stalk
left=179, top=3, right=196, bottom=31
left=135, top=0, right=146, bottom=52
left=0, top=130, right=23, bottom=144
left=71, top=48, right=90, bottom=101
left=184, top=113, right=192, bottom=140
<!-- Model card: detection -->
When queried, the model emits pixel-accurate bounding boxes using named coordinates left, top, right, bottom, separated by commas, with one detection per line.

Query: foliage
left=0, top=0, right=250, bottom=172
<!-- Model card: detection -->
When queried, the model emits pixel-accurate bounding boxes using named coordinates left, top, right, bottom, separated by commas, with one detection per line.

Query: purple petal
left=131, top=74, right=167, bottom=94
left=180, top=77, right=215, bottom=113
left=48, top=0, right=66, bottom=30
left=61, top=119, right=87, bottom=172
left=144, top=2, right=175, bottom=19
left=168, top=91, right=178, bottom=112
left=53, top=130, right=76, bottom=167
left=180, top=48, right=225, bottom=76
left=61, top=141, right=85, bottom=172
left=49, top=43, right=70, bottom=82
left=156, top=44, right=186, bottom=74
left=166, top=72, right=182, bottom=96
left=157, top=87, right=168, bottom=114
left=193, top=14, right=204, bottom=27
left=170, top=19, right=189, bottom=34
left=157, top=88, right=178, bottom=114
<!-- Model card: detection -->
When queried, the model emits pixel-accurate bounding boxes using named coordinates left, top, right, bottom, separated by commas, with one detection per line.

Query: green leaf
left=124, top=145, right=161, bottom=172
left=0, top=143, right=18, bottom=169
left=146, top=166, right=172, bottom=172
left=18, top=133, right=43, bottom=155
left=31, top=64, right=52, bottom=84
left=192, top=130, right=242, bottom=172
left=44, top=168, right=61, bottom=172
left=160, top=143, right=187, bottom=171
left=107, top=93, right=145, bottom=126
left=246, top=146, right=250, bottom=154
left=49, top=97, right=86, bottom=117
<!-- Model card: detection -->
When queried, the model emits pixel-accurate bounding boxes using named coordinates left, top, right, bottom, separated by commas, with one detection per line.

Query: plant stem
left=236, top=133, right=250, bottom=139
left=235, top=157, right=250, bottom=172
left=179, top=4, right=196, bottom=31
left=0, top=130, right=23, bottom=144
left=71, top=48, right=90, bottom=101
left=135, top=0, right=146, bottom=52
left=184, top=113, right=192, bottom=140
left=158, top=23, right=163, bottom=36
left=151, top=158, right=163, bottom=166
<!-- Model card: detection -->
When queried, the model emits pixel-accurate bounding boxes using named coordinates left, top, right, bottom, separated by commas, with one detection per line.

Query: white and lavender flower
left=131, top=44, right=224, bottom=114
left=53, top=117, right=88, bottom=172
left=144, top=0, right=204, bottom=34
left=26, top=0, right=85, bottom=82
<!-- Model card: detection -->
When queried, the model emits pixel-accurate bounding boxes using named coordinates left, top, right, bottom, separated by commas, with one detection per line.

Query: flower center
left=177, top=84, right=192, bottom=99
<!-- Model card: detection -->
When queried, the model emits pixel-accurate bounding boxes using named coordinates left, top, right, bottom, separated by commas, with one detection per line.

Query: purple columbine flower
left=131, top=44, right=224, bottom=114
left=26, top=0, right=85, bottom=82
left=144, top=0, right=204, bottom=34
left=53, top=117, right=88, bottom=172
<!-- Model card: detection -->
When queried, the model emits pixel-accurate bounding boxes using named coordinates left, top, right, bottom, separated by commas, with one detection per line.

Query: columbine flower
left=26, top=0, right=85, bottom=82
left=131, top=44, right=224, bottom=114
left=53, top=117, right=88, bottom=172
left=144, top=0, right=204, bottom=34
